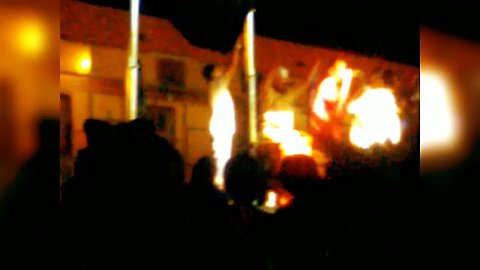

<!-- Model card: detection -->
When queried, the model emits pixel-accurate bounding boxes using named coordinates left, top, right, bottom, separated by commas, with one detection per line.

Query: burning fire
left=310, top=60, right=403, bottom=150
left=347, top=88, right=401, bottom=149
left=263, top=189, right=294, bottom=210
left=313, top=60, right=354, bottom=121
left=210, top=88, right=236, bottom=190
left=263, top=111, right=312, bottom=156
left=265, top=190, right=277, bottom=208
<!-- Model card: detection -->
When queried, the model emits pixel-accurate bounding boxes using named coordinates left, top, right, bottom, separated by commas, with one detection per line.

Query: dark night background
left=74, top=0, right=480, bottom=68
left=74, top=0, right=426, bottom=67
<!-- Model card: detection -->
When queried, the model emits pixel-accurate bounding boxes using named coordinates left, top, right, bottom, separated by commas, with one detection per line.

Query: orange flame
left=347, top=88, right=402, bottom=149
left=278, top=191, right=294, bottom=207
left=313, top=60, right=354, bottom=121
left=210, top=88, right=236, bottom=190
left=263, top=111, right=312, bottom=156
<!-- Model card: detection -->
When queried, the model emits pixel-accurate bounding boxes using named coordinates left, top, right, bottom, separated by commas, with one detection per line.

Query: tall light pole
left=244, top=9, right=258, bottom=147
left=126, top=0, right=140, bottom=120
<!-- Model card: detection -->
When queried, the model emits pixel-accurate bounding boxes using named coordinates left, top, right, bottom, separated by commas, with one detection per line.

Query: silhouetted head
left=190, top=156, right=215, bottom=189
left=203, top=64, right=226, bottom=81
left=129, top=118, right=156, bottom=139
left=225, top=153, right=265, bottom=205
left=83, top=119, right=111, bottom=148
left=278, top=155, right=319, bottom=193
left=203, top=64, right=215, bottom=81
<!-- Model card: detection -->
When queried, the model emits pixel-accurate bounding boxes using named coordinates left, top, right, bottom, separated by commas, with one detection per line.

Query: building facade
left=60, top=0, right=419, bottom=181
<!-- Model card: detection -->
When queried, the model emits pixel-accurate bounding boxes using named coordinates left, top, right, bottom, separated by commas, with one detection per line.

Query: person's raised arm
left=225, top=43, right=242, bottom=82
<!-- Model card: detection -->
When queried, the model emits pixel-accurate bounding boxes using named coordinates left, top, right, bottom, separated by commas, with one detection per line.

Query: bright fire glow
left=278, top=191, right=294, bottom=207
left=278, top=196, right=289, bottom=207
left=313, top=60, right=354, bottom=121
left=210, top=88, right=236, bottom=190
left=348, top=88, right=402, bottom=149
left=265, top=190, right=277, bottom=208
left=263, top=111, right=312, bottom=156
left=420, top=72, right=457, bottom=151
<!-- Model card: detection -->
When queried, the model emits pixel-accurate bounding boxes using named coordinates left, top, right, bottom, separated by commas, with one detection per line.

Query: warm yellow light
left=245, top=10, right=256, bottom=76
left=265, top=191, right=277, bottom=208
left=76, top=55, right=91, bottom=74
left=17, top=19, right=46, bottom=56
left=263, top=111, right=312, bottom=156
left=126, top=0, right=141, bottom=120
left=210, top=87, right=236, bottom=190
left=337, top=65, right=353, bottom=111
left=420, top=71, right=458, bottom=152
left=264, top=111, right=294, bottom=128
left=348, top=88, right=402, bottom=149
left=313, top=60, right=354, bottom=121
left=80, top=58, right=91, bottom=70
left=244, top=9, right=258, bottom=145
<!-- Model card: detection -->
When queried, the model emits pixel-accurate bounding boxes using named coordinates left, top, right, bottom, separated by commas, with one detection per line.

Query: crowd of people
left=1, top=117, right=425, bottom=269
left=57, top=117, right=420, bottom=269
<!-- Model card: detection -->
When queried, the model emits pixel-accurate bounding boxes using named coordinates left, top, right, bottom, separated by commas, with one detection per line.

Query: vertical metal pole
left=126, top=0, right=140, bottom=120
left=244, top=10, right=258, bottom=146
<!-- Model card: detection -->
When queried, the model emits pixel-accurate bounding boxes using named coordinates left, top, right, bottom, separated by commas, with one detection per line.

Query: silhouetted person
left=101, top=118, right=187, bottom=269
left=223, top=153, right=270, bottom=270
left=184, top=156, right=229, bottom=270
left=60, top=117, right=190, bottom=269
left=1, top=118, right=60, bottom=269
left=270, top=154, right=332, bottom=269
left=187, top=156, right=228, bottom=218
left=61, top=119, right=116, bottom=269
left=72, top=119, right=111, bottom=180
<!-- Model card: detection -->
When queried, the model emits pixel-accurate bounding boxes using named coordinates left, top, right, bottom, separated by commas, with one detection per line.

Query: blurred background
left=0, top=0, right=58, bottom=191
left=420, top=5, right=480, bottom=190
left=419, top=4, right=479, bottom=264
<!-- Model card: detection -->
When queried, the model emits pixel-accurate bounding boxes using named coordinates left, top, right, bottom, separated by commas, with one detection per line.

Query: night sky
left=420, top=2, right=479, bottom=43
left=74, top=0, right=476, bottom=68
